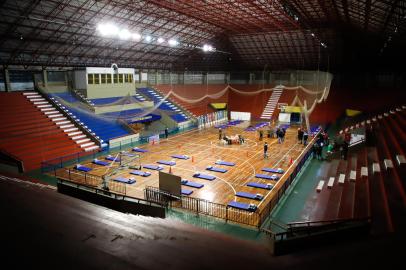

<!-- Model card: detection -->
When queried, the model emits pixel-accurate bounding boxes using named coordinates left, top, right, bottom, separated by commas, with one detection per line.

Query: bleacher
left=0, top=92, right=89, bottom=171
left=137, top=87, right=190, bottom=123
left=50, top=92, right=131, bottom=142
left=302, top=105, right=406, bottom=235
left=155, top=84, right=227, bottom=117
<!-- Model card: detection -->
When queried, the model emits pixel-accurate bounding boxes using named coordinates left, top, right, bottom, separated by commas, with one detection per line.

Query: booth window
left=113, top=74, right=118, bottom=84
left=87, top=74, right=94, bottom=84
left=101, top=74, right=106, bottom=84
left=106, top=74, right=112, bottom=84
left=94, top=74, right=100, bottom=84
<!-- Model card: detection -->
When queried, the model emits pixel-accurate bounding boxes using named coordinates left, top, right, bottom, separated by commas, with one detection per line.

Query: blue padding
left=143, top=164, right=163, bottom=171
left=262, top=168, right=284, bottom=174
left=130, top=170, right=151, bottom=177
left=206, top=166, right=227, bottom=173
left=74, top=164, right=92, bottom=172
left=247, top=182, right=273, bottom=190
left=236, top=192, right=264, bottom=201
left=105, top=155, right=121, bottom=162
left=113, top=177, right=136, bottom=184
left=120, top=152, right=136, bottom=157
left=157, top=160, right=176, bottom=166
left=171, top=154, right=189, bottom=160
left=193, top=173, right=216, bottom=181
left=132, top=147, right=148, bottom=153
left=255, top=174, right=279, bottom=180
left=181, top=180, right=204, bottom=188
left=92, top=159, right=109, bottom=166
left=181, top=189, right=193, bottom=196
left=215, top=161, right=235, bottom=166
left=227, top=201, right=257, bottom=212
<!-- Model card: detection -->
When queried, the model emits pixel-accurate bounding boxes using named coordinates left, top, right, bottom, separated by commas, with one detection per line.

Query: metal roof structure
left=0, top=0, right=405, bottom=71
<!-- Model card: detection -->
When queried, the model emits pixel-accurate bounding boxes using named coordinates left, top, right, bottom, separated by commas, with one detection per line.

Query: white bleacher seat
left=378, top=115, right=383, bottom=119
left=327, top=177, right=335, bottom=188
left=361, top=167, right=368, bottom=177
left=23, top=92, right=37, bottom=95
left=390, top=110, right=395, bottom=114
left=338, top=174, right=345, bottom=184
left=84, top=145, right=99, bottom=152
left=384, top=113, right=389, bottom=117
left=402, top=105, right=406, bottom=109
left=366, top=120, right=371, bottom=124
left=48, top=114, right=63, bottom=118
left=384, top=159, right=393, bottom=169
left=372, top=117, right=376, bottom=122
left=316, top=180, right=325, bottom=192
left=372, top=163, right=380, bottom=173
left=396, top=155, right=406, bottom=165
left=350, top=170, right=356, bottom=181
left=396, top=108, right=401, bottom=112
left=80, top=142, right=95, bottom=148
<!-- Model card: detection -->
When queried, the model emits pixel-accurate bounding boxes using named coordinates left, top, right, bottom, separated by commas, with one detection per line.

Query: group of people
left=219, top=128, right=245, bottom=145
left=297, top=127, right=309, bottom=146
left=259, top=126, right=286, bottom=144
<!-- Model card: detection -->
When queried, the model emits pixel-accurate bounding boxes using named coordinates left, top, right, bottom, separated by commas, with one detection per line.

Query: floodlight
left=97, top=23, right=118, bottom=37
left=118, top=29, right=131, bottom=40
left=168, top=39, right=178, bottom=46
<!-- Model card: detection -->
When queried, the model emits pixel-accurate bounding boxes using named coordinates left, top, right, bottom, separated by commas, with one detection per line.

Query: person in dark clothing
left=218, top=128, right=222, bottom=140
left=164, top=127, right=169, bottom=139
left=303, top=131, right=309, bottom=146
left=280, top=128, right=286, bottom=143
left=259, top=130, right=263, bottom=141
left=263, top=142, right=268, bottom=159
left=297, top=128, right=304, bottom=144
left=342, top=141, right=349, bottom=160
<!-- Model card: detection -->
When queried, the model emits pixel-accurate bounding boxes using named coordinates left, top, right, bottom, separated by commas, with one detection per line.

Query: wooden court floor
left=56, top=123, right=313, bottom=213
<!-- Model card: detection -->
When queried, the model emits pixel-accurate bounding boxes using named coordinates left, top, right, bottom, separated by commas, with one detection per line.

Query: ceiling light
left=132, top=33, right=141, bottom=41
left=97, top=23, right=118, bottom=37
left=168, top=39, right=179, bottom=46
left=311, top=33, right=315, bottom=37
left=202, top=44, right=214, bottom=52
left=145, top=35, right=152, bottom=42
left=157, top=37, right=165, bottom=44
left=118, top=29, right=131, bottom=40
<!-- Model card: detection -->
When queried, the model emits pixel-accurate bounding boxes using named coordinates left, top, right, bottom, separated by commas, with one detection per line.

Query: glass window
left=101, top=74, right=106, bottom=84
left=87, top=74, right=93, bottom=84
left=107, top=74, right=112, bottom=84
left=113, top=74, right=118, bottom=84
left=94, top=74, right=100, bottom=84
left=119, top=74, right=124, bottom=83
left=129, top=74, right=133, bottom=83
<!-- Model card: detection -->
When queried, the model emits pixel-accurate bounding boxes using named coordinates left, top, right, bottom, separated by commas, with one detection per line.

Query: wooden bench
left=316, top=180, right=325, bottom=192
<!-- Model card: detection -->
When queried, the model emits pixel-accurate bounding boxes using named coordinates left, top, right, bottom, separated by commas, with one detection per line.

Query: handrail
left=287, top=216, right=371, bottom=227
left=35, top=84, right=102, bottom=146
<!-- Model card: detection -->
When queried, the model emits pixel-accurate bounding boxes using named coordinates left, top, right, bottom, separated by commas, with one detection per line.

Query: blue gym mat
left=236, top=191, right=264, bottom=200
left=74, top=164, right=92, bottom=172
left=171, top=154, right=189, bottom=160
left=143, top=164, right=163, bottom=171
left=255, top=173, right=279, bottom=180
left=132, top=147, right=148, bottom=153
left=181, top=189, right=193, bottom=196
left=227, top=201, right=257, bottom=212
left=157, top=160, right=176, bottom=166
left=262, top=168, right=284, bottom=174
left=92, top=159, right=109, bottom=166
left=130, top=170, right=151, bottom=177
left=247, top=182, right=273, bottom=190
left=113, top=177, right=136, bottom=184
left=206, top=166, right=227, bottom=173
left=181, top=180, right=204, bottom=188
left=105, top=155, right=121, bottom=162
left=193, top=173, right=216, bottom=181
left=215, top=161, right=235, bottom=166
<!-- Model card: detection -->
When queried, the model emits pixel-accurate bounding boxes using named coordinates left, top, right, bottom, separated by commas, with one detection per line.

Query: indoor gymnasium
left=0, top=0, right=405, bottom=269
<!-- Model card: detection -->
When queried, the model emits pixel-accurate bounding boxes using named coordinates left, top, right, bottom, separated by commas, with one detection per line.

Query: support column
left=225, top=72, right=230, bottom=84
left=42, top=69, right=48, bottom=88
left=3, top=68, right=11, bottom=92
left=248, top=73, right=254, bottom=84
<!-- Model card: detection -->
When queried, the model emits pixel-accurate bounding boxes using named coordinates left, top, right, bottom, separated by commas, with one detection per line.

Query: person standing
left=218, top=128, right=222, bottom=140
left=263, top=142, right=268, bottom=159
left=298, top=128, right=304, bottom=144
left=303, top=131, right=309, bottom=146
left=165, top=127, right=169, bottom=139
left=259, top=130, right=263, bottom=141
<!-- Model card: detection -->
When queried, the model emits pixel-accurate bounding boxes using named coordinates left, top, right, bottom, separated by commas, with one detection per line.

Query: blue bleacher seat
left=52, top=92, right=131, bottom=142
